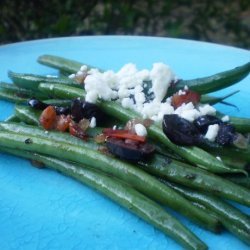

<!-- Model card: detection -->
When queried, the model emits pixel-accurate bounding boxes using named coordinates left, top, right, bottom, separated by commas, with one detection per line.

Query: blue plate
left=0, top=36, right=249, bottom=250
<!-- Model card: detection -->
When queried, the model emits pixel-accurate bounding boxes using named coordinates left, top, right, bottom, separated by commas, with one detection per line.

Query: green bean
left=0, top=122, right=99, bottom=150
left=38, top=83, right=239, bottom=174
left=1, top=82, right=32, bottom=94
left=0, top=130, right=221, bottom=233
left=162, top=181, right=250, bottom=234
left=215, top=155, right=250, bottom=171
left=0, top=88, right=28, bottom=103
left=191, top=201, right=250, bottom=246
left=140, top=154, right=250, bottom=206
left=208, top=146, right=250, bottom=163
left=8, top=71, right=81, bottom=91
left=200, top=90, right=240, bottom=105
left=14, top=105, right=40, bottom=126
left=0, top=82, right=48, bottom=100
left=168, top=62, right=250, bottom=95
left=37, top=54, right=96, bottom=74
left=37, top=54, right=250, bottom=95
left=0, top=148, right=207, bottom=250
left=4, top=115, right=20, bottom=123
left=225, top=176, right=250, bottom=189
left=43, top=99, right=72, bottom=106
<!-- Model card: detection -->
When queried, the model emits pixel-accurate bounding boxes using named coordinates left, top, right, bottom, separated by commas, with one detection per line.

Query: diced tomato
left=39, top=106, right=57, bottom=130
left=171, top=90, right=201, bottom=108
left=55, top=115, right=71, bottom=132
left=102, top=128, right=146, bottom=142
left=69, top=122, right=88, bottom=140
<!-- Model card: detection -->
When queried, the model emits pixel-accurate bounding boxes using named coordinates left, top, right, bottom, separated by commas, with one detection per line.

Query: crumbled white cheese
left=78, top=62, right=220, bottom=124
left=199, top=104, right=216, bottom=116
left=180, top=109, right=200, bottom=122
left=134, top=123, right=147, bottom=137
left=80, top=65, right=88, bottom=72
left=76, top=71, right=85, bottom=77
left=150, top=63, right=175, bottom=102
left=68, top=74, right=76, bottom=79
left=89, top=117, right=96, bottom=128
left=174, top=102, right=199, bottom=121
left=221, top=115, right=230, bottom=122
left=121, top=98, right=134, bottom=109
left=205, top=124, right=219, bottom=142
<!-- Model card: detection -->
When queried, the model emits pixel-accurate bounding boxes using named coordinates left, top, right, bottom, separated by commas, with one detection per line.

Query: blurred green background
left=0, top=0, right=249, bottom=49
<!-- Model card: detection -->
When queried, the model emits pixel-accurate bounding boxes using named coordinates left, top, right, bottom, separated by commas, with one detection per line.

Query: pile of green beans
left=0, top=54, right=249, bottom=249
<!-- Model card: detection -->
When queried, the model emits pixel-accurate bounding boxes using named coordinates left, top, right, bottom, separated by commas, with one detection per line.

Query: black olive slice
left=54, top=106, right=70, bottom=115
left=28, top=98, right=48, bottom=110
left=193, top=115, right=222, bottom=134
left=162, top=114, right=202, bottom=146
left=216, top=123, right=236, bottom=146
left=106, top=137, right=155, bottom=162
left=71, top=98, right=104, bottom=124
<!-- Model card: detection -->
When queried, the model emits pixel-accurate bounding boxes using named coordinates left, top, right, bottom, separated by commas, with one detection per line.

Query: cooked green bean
left=0, top=81, right=48, bottom=100
left=215, top=155, right=249, bottom=171
left=168, top=62, right=250, bottom=95
left=14, top=105, right=40, bottom=126
left=200, top=90, right=240, bottom=105
left=4, top=115, right=20, bottom=123
left=162, top=181, right=250, bottom=234
left=225, top=176, right=250, bottom=189
left=8, top=71, right=81, bottom=91
left=37, top=55, right=250, bottom=95
left=0, top=130, right=220, bottom=232
left=0, top=147, right=207, bottom=250
left=37, top=54, right=96, bottom=74
left=0, top=88, right=28, bottom=103
left=42, top=99, right=72, bottom=106
left=38, top=82, right=238, bottom=174
left=191, top=201, right=250, bottom=246
left=141, top=154, right=250, bottom=206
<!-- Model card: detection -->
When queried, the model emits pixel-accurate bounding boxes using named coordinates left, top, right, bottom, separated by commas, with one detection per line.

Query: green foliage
left=0, top=0, right=249, bottom=49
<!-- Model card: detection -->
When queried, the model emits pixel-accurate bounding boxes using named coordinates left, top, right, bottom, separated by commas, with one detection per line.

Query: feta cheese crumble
left=72, top=62, right=218, bottom=124
left=89, top=117, right=96, bottom=128
left=134, top=123, right=147, bottom=137
left=221, top=115, right=230, bottom=122
left=205, top=124, right=219, bottom=142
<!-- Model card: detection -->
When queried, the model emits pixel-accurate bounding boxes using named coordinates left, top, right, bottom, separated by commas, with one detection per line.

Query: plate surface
left=0, top=36, right=249, bottom=250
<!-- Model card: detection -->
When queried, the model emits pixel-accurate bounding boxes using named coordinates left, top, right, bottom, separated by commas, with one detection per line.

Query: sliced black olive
left=216, top=123, right=236, bottom=146
left=193, top=115, right=222, bottom=134
left=71, top=98, right=104, bottom=124
left=54, top=106, right=70, bottom=115
left=28, top=98, right=48, bottom=110
left=162, top=114, right=202, bottom=146
left=106, top=137, right=155, bottom=162
left=71, top=98, right=84, bottom=122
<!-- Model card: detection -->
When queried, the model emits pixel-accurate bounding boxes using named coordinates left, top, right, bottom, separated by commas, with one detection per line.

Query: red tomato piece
left=39, top=106, right=57, bottom=130
left=69, top=122, right=88, bottom=140
left=55, top=115, right=71, bottom=132
left=102, top=128, right=146, bottom=142
left=171, top=90, right=201, bottom=108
